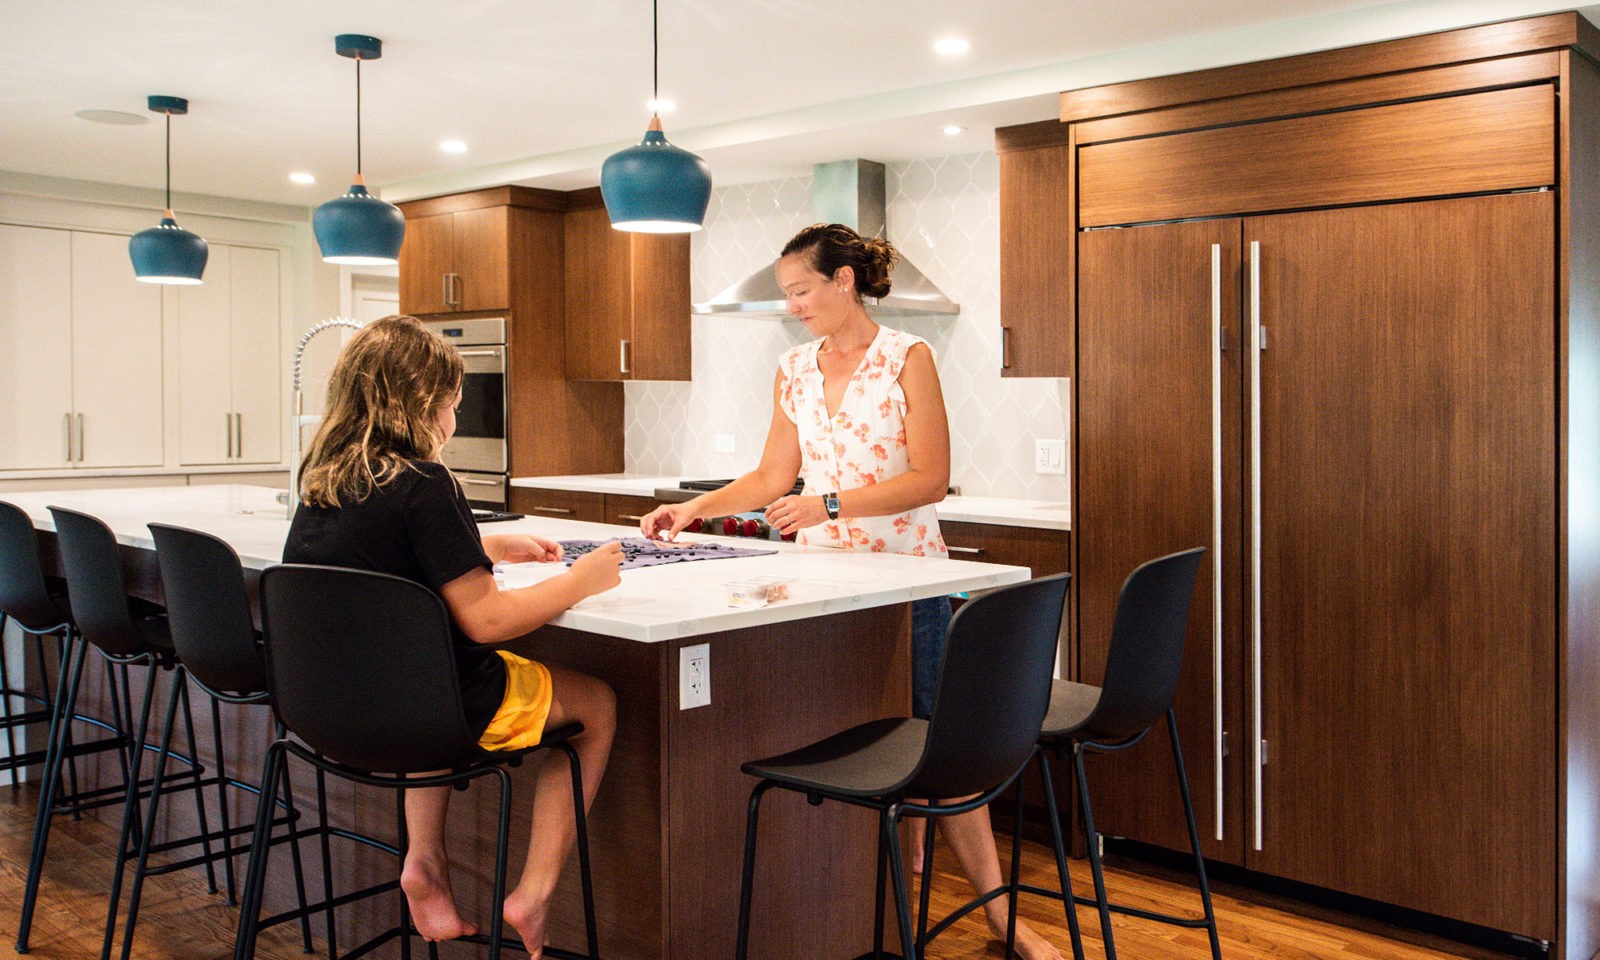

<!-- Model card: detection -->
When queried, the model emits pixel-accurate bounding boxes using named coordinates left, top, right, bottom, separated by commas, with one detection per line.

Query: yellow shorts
left=477, top=650, right=554, bottom=752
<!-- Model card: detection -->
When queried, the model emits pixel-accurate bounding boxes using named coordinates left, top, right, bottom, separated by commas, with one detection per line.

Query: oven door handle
left=455, top=349, right=501, bottom=358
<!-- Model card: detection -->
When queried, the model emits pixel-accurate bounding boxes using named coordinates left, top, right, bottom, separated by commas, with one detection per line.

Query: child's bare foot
left=400, top=857, right=478, bottom=942
left=989, top=914, right=1064, bottom=960
left=503, top=889, right=552, bottom=959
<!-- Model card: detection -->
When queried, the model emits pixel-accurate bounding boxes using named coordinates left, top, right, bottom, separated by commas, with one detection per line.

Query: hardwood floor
left=0, top=782, right=1485, bottom=960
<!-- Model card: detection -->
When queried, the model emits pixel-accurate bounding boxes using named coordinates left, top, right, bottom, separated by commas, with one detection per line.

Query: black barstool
left=19, top=506, right=214, bottom=958
left=235, top=563, right=600, bottom=960
left=735, top=573, right=1070, bottom=960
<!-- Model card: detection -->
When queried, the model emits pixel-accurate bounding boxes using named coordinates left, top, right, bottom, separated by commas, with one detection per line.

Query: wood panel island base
left=3, top=485, right=1028, bottom=960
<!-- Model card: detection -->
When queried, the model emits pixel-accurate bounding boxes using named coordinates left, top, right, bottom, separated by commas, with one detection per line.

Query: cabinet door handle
left=76, top=414, right=84, bottom=463
left=1210, top=242, right=1225, bottom=842
left=63, top=413, right=73, bottom=463
left=442, top=274, right=451, bottom=308
left=1001, top=326, right=1012, bottom=370
left=619, top=339, right=631, bottom=375
left=533, top=505, right=575, bottom=515
left=615, top=513, right=646, bottom=523
left=946, top=545, right=984, bottom=556
left=235, top=413, right=243, bottom=459
left=1248, top=239, right=1265, bottom=853
left=226, top=413, right=235, bottom=459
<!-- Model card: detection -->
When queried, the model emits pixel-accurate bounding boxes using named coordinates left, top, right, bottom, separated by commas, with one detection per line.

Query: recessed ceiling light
left=76, top=109, right=149, bottom=126
left=647, top=97, right=676, bottom=115
left=933, top=36, right=970, bottom=57
left=440, top=138, right=468, bottom=154
left=289, top=171, right=316, bottom=185
left=943, top=125, right=966, bottom=136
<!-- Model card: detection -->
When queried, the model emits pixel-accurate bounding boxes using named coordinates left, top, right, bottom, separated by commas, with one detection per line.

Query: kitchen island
left=5, top=484, right=1032, bottom=959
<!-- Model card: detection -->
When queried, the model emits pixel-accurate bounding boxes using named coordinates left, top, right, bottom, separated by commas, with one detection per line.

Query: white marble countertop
left=5, top=484, right=1030, bottom=643
left=512, top=474, right=1070, bottom=531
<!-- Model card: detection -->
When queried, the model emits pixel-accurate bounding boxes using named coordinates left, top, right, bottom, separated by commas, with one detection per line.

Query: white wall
left=625, top=151, right=1071, bottom=501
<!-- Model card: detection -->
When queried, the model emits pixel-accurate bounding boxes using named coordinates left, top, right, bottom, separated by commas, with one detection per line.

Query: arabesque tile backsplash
left=624, top=151, right=1070, bottom=502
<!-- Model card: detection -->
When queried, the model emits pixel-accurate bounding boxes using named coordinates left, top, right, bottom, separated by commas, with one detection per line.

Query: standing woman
left=639, top=225, right=1062, bottom=960
left=286, top=315, right=625, bottom=958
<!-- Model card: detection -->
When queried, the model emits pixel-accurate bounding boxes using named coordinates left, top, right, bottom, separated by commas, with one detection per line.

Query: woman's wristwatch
left=824, top=491, right=840, bottom=520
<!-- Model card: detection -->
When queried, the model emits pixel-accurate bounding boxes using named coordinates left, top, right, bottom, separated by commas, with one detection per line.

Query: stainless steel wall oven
left=423, top=317, right=508, bottom=510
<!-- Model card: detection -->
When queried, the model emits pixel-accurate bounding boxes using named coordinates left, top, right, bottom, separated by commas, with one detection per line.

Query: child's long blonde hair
left=298, top=315, right=464, bottom=508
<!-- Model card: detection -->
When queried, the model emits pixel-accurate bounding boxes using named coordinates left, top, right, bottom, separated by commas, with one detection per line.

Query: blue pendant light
left=600, top=0, right=711, bottom=233
left=314, top=34, right=405, bottom=265
left=129, top=96, right=207, bottom=284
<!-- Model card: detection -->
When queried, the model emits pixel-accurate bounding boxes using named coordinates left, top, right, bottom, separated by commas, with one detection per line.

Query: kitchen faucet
left=285, top=317, right=367, bottom=519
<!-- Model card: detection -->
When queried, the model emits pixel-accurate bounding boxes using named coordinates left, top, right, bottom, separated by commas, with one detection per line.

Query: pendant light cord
left=355, top=56, right=363, bottom=176
left=163, top=110, right=172, bottom=210
left=652, top=0, right=659, bottom=105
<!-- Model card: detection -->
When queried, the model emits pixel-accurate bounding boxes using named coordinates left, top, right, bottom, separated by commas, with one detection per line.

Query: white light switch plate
left=1034, top=439, right=1066, bottom=475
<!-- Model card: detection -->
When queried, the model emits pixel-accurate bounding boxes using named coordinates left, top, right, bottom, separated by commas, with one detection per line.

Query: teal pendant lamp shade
left=130, top=96, right=207, bottom=284
left=602, top=117, right=712, bottom=233
left=600, top=0, right=711, bottom=233
left=314, top=35, right=404, bottom=264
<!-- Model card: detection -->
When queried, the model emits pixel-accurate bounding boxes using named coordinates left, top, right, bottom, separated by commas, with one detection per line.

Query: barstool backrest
left=149, top=523, right=266, bottom=697
left=259, top=563, right=484, bottom=773
left=47, top=506, right=155, bottom=658
left=911, top=572, right=1070, bottom=799
left=1078, top=547, right=1206, bottom=743
left=0, top=501, right=69, bottom=631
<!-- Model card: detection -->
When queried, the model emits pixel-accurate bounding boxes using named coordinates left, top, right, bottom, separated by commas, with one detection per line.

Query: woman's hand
left=486, top=533, right=564, bottom=563
left=639, top=503, right=697, bottom=541
left=568, top=540, right=624, bottom=596
left=765, top=493, right=829, bottom=536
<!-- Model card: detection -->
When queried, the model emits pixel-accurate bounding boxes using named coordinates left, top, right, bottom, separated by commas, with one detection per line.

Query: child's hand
left=569, top=540, right=623, bottom=596
left=498, top=534, right=564, bottom=563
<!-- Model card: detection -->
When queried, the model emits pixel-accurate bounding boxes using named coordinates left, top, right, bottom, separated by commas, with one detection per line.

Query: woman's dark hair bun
left=781, top=222, right=899, bottom=300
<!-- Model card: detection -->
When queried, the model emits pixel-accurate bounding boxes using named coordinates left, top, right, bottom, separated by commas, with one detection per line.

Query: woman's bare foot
left=503, top=889, right=552, bottom=959
left=400, top=856, right=478, bottom=942
left=988, top=913, right=1064, bottom=960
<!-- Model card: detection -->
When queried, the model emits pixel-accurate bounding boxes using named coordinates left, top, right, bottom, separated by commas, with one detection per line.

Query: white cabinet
left=0, top=226, right=163, bottom=470
left=174, top=245, right=281, bottom=465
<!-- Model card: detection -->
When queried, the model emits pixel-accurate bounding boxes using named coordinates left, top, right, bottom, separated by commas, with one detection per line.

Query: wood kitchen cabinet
left=508, top=486, right=602, bottom=522
left=563, top=193, right=691, bottom=381
left=398, top=187, right=625, bottom=478
left=398, top=204, right=508, bottom=314
left=994, top=120, right=1073, bottom=379
left=1059, top=14, right=1600, bottom=955
left=174, top=244, right=282, bottom=465
left=0, top=226, right=163, bottom=471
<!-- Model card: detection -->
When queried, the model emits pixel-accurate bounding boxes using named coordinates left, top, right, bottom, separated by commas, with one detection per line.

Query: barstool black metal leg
left=173, top=676, right=220, bottom=893
left=233, top=742, right=286, bottom=960
left=735, top=780, right=774, bottom=960
left=487, top=768, right=513, bottom=960
left=559, top=741, right=599, bottom=958
left=208, top=695, right=240, bottom=902
left=16, top=634, right=88, bottom=953
left=101, top=656, right=165, bottom=960
left=1074, top=743, right=1119, bottom=960
left=884, top=804, right=918, bottom=960
left=1036, top=749, right=1086, bottom=960
left=1004, top=777, right=1027, bottom=960
left=873, top=809, right=890, bottom=959
left=914, top=801, right=935, bottom=952
left=1167, top=709, right=1223, bottom=960
left=270, top=730, right=315, bottom=953
left=317, top=765, right=340, bottom=959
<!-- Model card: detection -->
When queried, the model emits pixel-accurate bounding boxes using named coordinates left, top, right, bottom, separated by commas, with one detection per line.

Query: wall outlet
left=714, top=433, right=736, bottom=454
left=1034, top=439, right=1066, bottom=475
left=679, top=642, right=711, bottom=709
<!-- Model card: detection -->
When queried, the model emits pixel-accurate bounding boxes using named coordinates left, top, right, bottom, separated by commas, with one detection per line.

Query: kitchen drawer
left=941, top=521, right=1068, bottom=577
left=509, top=486, right=602, bottom=522
left=603, top=494, right=658, bottom=528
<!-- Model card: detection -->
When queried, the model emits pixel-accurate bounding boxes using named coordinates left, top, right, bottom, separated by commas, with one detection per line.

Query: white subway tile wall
left=624, top=152, right=1071, bottom=501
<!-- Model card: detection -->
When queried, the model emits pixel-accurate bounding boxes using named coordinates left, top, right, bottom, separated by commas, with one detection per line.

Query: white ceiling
left=4, top=0, right=1595, bottom=211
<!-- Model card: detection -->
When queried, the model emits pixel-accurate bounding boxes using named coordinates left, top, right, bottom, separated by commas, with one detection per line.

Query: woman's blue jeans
left=910, top=595, right=953, bottom=720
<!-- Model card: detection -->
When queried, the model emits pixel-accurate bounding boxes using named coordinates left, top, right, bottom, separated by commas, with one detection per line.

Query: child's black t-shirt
left=283, top=460, right=503, bottom=734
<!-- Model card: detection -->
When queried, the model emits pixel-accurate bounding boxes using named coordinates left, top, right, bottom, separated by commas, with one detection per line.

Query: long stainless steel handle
left=455, top=349, right=501, bottom=358
left=457, top=476, right=501, bottom=487
left=1249, top=239, right=1265, bottom=852
left=227, top=413, right=235, bottom=459
left=533, top=505, right=575, bottom=515
left=442, top=274, right=451, bottom=307
left=63, top=413, right=72, bottom=462
left=1210, top=242, right=1225, bottom=842
left=76, top=414, right=84, bottom=463
left=946, top=545, right=984, bottom=556
left=620, top=339, right=631, bottom=375
left=235, top=413, right=243, bottom=458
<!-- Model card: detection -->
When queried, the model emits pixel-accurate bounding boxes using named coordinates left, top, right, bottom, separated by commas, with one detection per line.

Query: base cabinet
left=1058, top=15, right=1598, bottom=953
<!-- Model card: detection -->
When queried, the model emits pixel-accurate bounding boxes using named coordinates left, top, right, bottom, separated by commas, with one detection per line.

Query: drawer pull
left=947, top=545, right=985, bottom=556
left=616, top=514, right=646, bottom=522
left=534, top=505, right=575, bottom=515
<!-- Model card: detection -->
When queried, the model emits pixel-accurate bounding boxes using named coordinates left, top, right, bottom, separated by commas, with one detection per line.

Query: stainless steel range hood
left=693, top=159, right=960, bottom=320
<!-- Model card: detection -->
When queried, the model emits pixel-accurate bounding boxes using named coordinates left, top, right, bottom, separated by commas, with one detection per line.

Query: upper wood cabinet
left=398, top=204, right=509, bottom=314
left=563, top=196, right=691, bottom=381
left=995, top=120, right=1073, bottom=379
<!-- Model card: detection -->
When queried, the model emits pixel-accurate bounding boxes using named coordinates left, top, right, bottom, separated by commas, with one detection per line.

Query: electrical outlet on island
left=679, top=642, right=711, bottom=709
